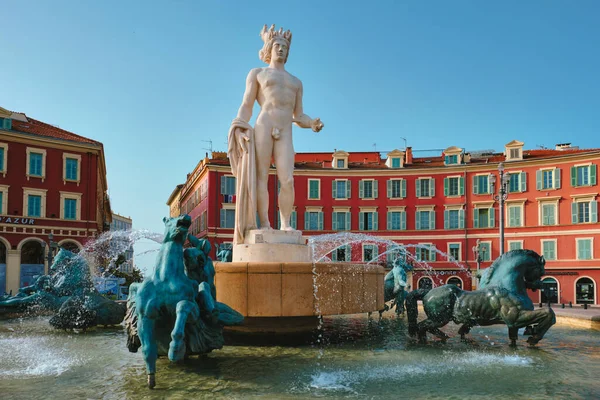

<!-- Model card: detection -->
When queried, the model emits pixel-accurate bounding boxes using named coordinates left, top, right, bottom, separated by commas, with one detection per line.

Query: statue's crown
left=260, top=24, right=292, bottom=46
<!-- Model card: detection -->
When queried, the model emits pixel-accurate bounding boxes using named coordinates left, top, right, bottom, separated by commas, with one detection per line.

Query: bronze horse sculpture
left=406, top=249, right=555, bottom=346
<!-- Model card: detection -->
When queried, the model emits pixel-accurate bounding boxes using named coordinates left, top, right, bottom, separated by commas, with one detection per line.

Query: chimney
left=405, top=147, right=413, bottom=164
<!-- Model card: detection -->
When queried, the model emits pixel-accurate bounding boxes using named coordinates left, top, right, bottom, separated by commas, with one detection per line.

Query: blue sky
left=3, top=1, right=600, bottom=269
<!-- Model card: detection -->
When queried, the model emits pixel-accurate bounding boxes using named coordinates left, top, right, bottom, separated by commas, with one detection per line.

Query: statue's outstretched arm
left=236, top=69, right=260, bottom=123
left=292, top=81, right=323, bottom=132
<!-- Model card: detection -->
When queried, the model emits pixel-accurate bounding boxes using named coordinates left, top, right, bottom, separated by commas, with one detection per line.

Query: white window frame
left=416, top=177, right=435, bottom=198
left=415, top=242, right=436, bottom=262
left=23, top=187, right=48, bottom=218
left=0, top=142, right=7, bottom=177
left=359, top=206, right=378, bottom=231
left=537, top=197, right=560, bottom=226
left=307, top=179, right=321, bottom=200
left=445, top=175, right=462, bottom=197
left=332, top=206, right=351, bottom=231
left=479, top=240, right=492, bottom=261
left=540, top=239, right=557, bottom=261
left=387, top=206, right=406, bottom=231
left=505, top=200, right=525, bottom=227
left=415, top=205, right=435, bottom=230
left=576, top=237, right=594, bottom=260
left=572, top=163, right=594, bottom=187
left=359, top=179, right=377, bottom=200
left=62, top=153, right=82, bottom=185
left=472, top=201, right=495, bottom=229
left=507, top=240, right=523, bottom=251
left=388, top=178, right=406, bottom=199
left=0, top=184, right=8, bottom=215
left=538, top=167, right=560, bottom=190
left=447, top=242, right=462, bottom=262
left=473, top=173, right=491, bottom=195
left=26, top=147, right=47, bottom=181
left=220, top=203, right=236, bottom=228
left=59, top=191, right=83, bottom=220
left=362, top=243, right=378, bottom=262
left=333, top=179, right=350, bottom=200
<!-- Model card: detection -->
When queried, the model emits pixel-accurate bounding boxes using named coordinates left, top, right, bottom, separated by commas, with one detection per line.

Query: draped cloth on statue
left=227, top=118, right=258, bottom=244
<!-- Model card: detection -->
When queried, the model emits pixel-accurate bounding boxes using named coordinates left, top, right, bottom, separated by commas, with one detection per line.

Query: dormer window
left=385, top=149, right=405, bottom=168
left=332, top=150, right=349, bottom=169
left=0, top=118, right=11, bottom=130
left=505, top=140, right=524, bottom=161
left=443, top=146, right=463, bottom=166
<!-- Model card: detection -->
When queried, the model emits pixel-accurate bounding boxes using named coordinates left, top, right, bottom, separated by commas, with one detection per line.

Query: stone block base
left=233, top=229, right=312, bottom=262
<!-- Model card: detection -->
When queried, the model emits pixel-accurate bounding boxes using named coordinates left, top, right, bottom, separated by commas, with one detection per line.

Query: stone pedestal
left=232, top=229, right=312, bottom=263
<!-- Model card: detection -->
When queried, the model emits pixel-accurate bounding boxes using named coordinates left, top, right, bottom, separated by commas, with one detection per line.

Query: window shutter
left=572, top=202, right=578, bottom=224
left=509, top=207, right=515, bottom=227
left=346, top=212, right=351, bottom=230
left=373, top=245, right=379, bottom=261
left=591, top=201, right=598, bottom=223
left=459, top=209, right=465, bottom=229
left=444, top=210, right=449, bottom=229
left=387, top=211, right=392, bottom=230
left=345, top=244, right=352, bottom=261
left=415, top=212, right=421, bottom=230
left=400, top=211, right=406, bottom=230
left=445, top=155, right=449, bottom=164
left=331, top=249, right=338, bottom=261
left=429, top=211, right=435, bottom=230
left=220, top=209, right=226, bottom=227
left=444, top=178, right=449, bottom=196
left=473, top=208, right=479, bottom=228
left=220, top=176, right=226, bottom=194
left=536, top=170, right=542, bottom=190
left=332, top=180, right=337, bottom=198
left=430, top=245, right=436, bottom=262
left=318, top=212, right=324, bottom=230
left=373, top=180, right=378, bottom=198
left=304, top=212, right=309, bottom=230
left=373, top=212, right=378, bottom=230
left=359, top=212, right=364, bottom=230
left=292, top=211, right=297, bottom=229
left=332, top=212, right=338, bottom=230
left=591, top=165, right=597, bottom=186
left=346, top=181, right=351, bottom=198
left=430, top=179, right=435, bottom=197
left=359, top=180, right=364, bottom=199
left=387, top=180, right=392, bottom=198
left=542, top=205, right=548, bottom=225
left=571, top=166, right=577, bottom=187
left=401, top=179, right=406, bottom=198
left=416, top=179, right=421, bottom=197
left=520, top=172, right=526, bottom=192
left=554, top=168, right=561, bottom=189
left=459, top=177, right=464, bottom=195
left=489, top=207, right=495, bottom=227
left=472, top=176, right=478, bottom=194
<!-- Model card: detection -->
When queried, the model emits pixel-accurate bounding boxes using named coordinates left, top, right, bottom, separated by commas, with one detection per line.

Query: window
left=59, top=192, right=83, bottom=220
left=536, top=168, right=561, bottom=190
left=444, top=154, right=458, bottom=165
left=332, top=211, right=351, bottom=231
left=416, top=209, right=435, bottom=230
left=541, top=203, right=557, bottom=226
left=444, top=177, right=464, bottom=197
left=418, top=277, right=433, bottom=289
left=331, top=245, right=351, bottom=261
left=479, top=242, right=491, bottom=261
left=444, top=208, right=464, bottom=230
left=362, top=244, right=378, bottom=262
left=304, top=210, right=323, bottom=230
left=473, top=207, right=494, bottom=228
left=220, top=176, right=236, bottom=195
left=572, top=199, right=598, bottom=224
left=576, top=277, right=595, bottom=304
left=23, top=188, right=47, bottom=218
left=509, top=148, right=520, bottom=159
left=416, top=178, right=435, bottom=198
left=387, top=210, right=406, bottom=230
left=508, top=172, right=526, bottom=193
left=507, top=204, right=523, bottom=227
left=387, top=179, right=406, bottom=199
left=332, top=179, right=350, bottom=199
left=415, top=244, right=436, bottom=261
left=308, top=179, right=320, bottom=200
left=386, top=245, right=406, bottom=265
left=571, top=165, right=597, bottom=187
left=26, top=147, right=47, bottom=180
left=541, top=240, right=556, bottom=260
left=0, top=117, right=12, bottom=130
left=359, top=210, right=378, bottom=231
left=64, top=199, right=77, bottom=220
left=0, top=143, right=7, bottom=176
left=276, top=210, right=298, bottom=229
left=359, top=180, right=378, bottom=199
left=28, top=195, right=41, bottom=217
left=220, top=208, right=235, bottom=228
left=336, top=159, right=345, bottom=168
left=508, top=241, right=523, bottom=251
left=200, top=210, right=207, bottom=231
left=577, top=238, right=592, bottom=260
left=472, top=175, right=490, bottom=195
left=448, top=243, right=460, bottom=261
left=63, top=153, right=81, bottom=183
left=391, top=157, right=401, bottom=168
left=0, top=185, right=7, bottom=215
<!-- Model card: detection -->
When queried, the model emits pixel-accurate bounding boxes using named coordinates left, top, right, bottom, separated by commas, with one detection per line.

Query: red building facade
left=172, top=141, right=599, bottom=305
left=0, top=107, right=111, bottom=294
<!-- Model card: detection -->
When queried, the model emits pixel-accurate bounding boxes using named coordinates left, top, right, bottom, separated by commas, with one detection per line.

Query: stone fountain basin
left=214, top=262, right=385, bottom=318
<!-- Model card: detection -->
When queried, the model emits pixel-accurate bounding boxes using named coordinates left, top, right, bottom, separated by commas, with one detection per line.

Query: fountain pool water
left=1, top=314, right=599, bottom=399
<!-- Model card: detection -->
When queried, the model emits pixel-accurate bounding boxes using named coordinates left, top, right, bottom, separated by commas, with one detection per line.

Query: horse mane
left=479, top=249, right=539, bottom=286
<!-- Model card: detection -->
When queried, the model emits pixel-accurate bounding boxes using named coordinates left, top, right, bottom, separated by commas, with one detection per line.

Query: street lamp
left=489, top=163, right=511, bottom=255
left=43, top=233, right=59, bottom=269
left=472, top=239, right=487, bottom=288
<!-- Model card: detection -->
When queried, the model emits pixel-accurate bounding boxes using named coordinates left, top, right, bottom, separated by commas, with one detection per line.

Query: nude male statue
left=227, top=25, right=323, bottom=244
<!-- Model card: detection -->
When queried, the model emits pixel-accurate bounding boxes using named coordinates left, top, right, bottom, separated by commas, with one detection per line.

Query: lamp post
left=44, top=233, right=59, bottom=269
left=489, top=163, right=511, bottom=255
left=472, top=239, right=487, bottom=289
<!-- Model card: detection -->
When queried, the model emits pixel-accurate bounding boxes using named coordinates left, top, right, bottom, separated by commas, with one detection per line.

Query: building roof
left=10, top=116, right=101, bottom=146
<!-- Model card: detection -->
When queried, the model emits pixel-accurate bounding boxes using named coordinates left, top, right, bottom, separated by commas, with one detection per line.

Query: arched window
left=447, top=277, right=462, bottom=288
left=541, top=277, right=558, bottom=304
left=418, top=277, right=433, bottom=290
left=576, top=278, right=595, bottom=305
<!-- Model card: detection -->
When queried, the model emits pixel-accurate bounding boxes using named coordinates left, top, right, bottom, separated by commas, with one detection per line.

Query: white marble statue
left=227, top=24, right=324, bottom=245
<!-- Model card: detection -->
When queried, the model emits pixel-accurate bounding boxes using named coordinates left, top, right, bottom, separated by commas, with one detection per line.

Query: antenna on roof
left=201, top=140, right=213, bottom=158
left=536, top=144, right=548, bottom=150
left=373, top=143, right=377, bottom=151
left=399, top=137, right=407, bottom=150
